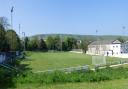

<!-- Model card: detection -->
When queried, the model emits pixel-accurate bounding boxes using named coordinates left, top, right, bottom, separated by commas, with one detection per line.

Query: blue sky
left=0, top=0, right=128, bottom=36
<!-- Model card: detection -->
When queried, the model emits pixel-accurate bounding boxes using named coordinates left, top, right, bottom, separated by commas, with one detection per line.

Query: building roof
left=89, top=40, right=121, bottom=45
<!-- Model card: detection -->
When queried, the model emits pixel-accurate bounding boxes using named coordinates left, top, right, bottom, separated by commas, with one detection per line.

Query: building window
left=116, top=46, right=118, bottom=48
left=113, top=46, right=115, bottom=48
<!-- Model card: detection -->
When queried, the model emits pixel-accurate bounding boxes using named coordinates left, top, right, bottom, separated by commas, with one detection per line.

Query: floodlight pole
left=10, top=6, right=14, bottom=62
left=11, top=7, right=14, bottom=50
left=11, top=6, right=14, bottom=29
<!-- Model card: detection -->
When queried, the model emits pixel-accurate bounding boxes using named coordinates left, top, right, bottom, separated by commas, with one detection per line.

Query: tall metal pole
left=11, top=6, right=14, bottom=51
left=96, top=29, right=98, bottom=54
left=11, top=6, right=14, bottom=29
left=19, top=24, right=21, bottom=37
left=59, top=34, right=63, bottom=51
left=10, top=6, right=14, bottom=62
left=22, top=32, right=26, bottom=51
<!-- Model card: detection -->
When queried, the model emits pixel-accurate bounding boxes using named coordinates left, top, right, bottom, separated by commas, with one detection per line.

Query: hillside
left=30, top=34, right=128, bottom=41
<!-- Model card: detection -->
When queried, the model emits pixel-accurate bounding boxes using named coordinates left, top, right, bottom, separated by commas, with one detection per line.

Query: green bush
left=0, top=67, right=16, bottom=88
left=15, top=67, right=128, bottom=85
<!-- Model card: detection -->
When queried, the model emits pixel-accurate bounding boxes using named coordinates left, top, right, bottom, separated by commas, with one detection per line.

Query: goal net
left=92, top=55, right=106, bottom=66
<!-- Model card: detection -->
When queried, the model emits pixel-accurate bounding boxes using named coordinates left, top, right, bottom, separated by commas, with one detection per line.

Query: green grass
left=22, top=52, right=91, bottom=71
left=15, top=79, right=128, bottom=89
left=14, top=52, right=128, bottom=89
left=22, top=52, right=124, bottom=72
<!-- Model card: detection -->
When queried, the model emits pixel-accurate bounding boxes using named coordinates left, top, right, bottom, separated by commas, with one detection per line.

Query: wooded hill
left=30, top=34, right=128, bottom=41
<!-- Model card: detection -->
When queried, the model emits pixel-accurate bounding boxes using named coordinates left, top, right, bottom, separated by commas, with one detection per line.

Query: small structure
left=87, top=40, right=121, bottom=56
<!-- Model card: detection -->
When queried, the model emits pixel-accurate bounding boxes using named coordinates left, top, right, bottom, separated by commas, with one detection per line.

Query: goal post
left=92, top=55, right=106, bottom=66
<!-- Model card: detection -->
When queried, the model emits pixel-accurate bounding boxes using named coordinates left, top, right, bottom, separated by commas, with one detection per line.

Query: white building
left=87, top=40, right=121, bottom=56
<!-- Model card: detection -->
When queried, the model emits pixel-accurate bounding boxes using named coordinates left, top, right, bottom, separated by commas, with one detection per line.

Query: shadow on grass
left=18, top=63, right=32, bottom=72
left=0, top=67, right=15, bottom=89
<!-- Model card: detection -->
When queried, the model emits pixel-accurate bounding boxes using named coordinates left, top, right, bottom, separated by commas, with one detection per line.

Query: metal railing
left=34, top=65, right=89, bottom=73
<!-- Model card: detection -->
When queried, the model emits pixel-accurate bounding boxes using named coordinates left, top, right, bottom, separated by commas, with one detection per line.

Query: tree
left=6, top=30, right=21, bottom=51
left=28, top=38, right=39, bottom=51
left=0, top=17, right=9, bottom=29
left=117, top=37, right=125, bottom=43
left=65, top=37, right=77, bottom=51
left=0, top=24, right=9, bottom=51
left=24, top=37, right=29, bottom=50
left=38, top=39, right=48, bottom=52
left=62, top=41, right=68, bottom=51
left=46, top=36, right=54, bottom=50
left=80, top=39, right=89, bottom=53
left=54, top=36, right=61, bottom=51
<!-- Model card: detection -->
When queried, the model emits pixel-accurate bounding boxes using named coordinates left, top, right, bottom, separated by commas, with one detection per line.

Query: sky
left=0, top=0, right=128, bottom=36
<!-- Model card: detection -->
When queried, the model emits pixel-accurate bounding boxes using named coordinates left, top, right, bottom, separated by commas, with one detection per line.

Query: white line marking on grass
left=70, top=51, right=83, bottom=54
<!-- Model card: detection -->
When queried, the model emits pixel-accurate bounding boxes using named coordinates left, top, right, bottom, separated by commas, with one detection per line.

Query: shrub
left=15, top=67, right=128, bottom=85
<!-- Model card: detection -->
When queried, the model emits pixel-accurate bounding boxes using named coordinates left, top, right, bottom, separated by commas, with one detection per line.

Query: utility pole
left=19, top=24, right=21, bottom=36
left=122, top=26, right=126, bottom=36
left=19, top=24, right=22, bottom=39
left=60, top=35, right=63, bottom=51
left=96, top=29, right=98, bottom=54
left=22, top=32, right=26, bottom=51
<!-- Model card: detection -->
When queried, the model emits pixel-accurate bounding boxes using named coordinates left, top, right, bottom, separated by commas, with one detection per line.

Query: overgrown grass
left=15, top=79, right=128, bottom=89
left=15, top=67, right=128, bottom=85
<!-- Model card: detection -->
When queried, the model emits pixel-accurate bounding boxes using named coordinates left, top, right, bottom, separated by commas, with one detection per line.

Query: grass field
left=21, top=52, right=124, bottom=72
left=16, top=79, right=128, bottom=89
left=15, top=52, right=128, bottom=89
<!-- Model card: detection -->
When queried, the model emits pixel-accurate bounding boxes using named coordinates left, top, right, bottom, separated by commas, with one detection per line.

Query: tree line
left=24, top=35, right=89, bottom=53
left=0, top=17, right=89, bottom=53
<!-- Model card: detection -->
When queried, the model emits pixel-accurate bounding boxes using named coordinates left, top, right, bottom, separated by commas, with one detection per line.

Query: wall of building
left=87, top=44, right=121, bottom=56
left=109, top=44, right=121, bottom=55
